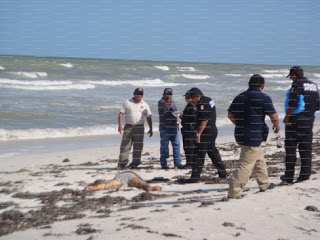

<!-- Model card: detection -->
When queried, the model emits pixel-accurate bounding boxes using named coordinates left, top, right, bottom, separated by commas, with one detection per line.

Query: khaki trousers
left=228, top=145, right=269, bottom=198
left=119, top=124, right=144, bottom=167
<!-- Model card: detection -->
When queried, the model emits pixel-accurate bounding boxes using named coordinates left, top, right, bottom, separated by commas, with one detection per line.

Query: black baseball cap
left=134, top=88, right=143, bottom=95
left=183, top=90, right=191, bottom=98
left=188, top=87, right=203, bottom=97
left=287, top=66, right=303, bottom=78
left=163, top=88, right=173, bottom=95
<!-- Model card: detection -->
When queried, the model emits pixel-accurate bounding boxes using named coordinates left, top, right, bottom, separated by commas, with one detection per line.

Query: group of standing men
left=117, top=66, right=320, bottom=198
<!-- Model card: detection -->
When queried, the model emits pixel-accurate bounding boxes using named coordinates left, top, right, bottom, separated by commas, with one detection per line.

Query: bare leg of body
left=85, top=180, right=122, bottom=192
left=128, top=178, right=162, bottom=192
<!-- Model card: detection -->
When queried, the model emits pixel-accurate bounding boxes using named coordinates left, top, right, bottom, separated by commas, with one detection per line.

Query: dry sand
left=0, top=130, right=320, bottom=240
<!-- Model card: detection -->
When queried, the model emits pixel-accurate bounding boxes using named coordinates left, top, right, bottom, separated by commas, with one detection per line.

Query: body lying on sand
left=84, top=171, right=162, bottom=192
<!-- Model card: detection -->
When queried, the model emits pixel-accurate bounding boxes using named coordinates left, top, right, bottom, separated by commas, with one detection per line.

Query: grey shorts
left=113, top=171, right=141, bottom=187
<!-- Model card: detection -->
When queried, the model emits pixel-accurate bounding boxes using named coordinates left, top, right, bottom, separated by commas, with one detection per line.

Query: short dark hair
left=249, top=74, right=265, bottom=87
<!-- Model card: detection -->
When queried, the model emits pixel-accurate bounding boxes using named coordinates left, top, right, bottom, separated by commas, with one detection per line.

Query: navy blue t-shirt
left=228, top=87, right=276, bottom=147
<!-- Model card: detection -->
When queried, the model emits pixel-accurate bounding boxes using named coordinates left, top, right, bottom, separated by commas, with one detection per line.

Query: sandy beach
left=1, top=129, right=320, bottom=240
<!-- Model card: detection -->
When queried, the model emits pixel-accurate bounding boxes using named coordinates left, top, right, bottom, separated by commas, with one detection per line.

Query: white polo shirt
left=120, top=98, right=152, bottom=125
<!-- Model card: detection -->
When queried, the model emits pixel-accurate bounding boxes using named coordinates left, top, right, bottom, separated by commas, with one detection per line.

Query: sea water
left=1, top=55, right=320, bottom=156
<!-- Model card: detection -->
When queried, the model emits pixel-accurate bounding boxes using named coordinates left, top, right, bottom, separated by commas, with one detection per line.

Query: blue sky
left=1, top=0, right=319, bottom=65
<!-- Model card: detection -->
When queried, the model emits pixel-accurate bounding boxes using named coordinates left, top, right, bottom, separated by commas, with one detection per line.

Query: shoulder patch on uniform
left=304, top=83, right=317, bottom=92
left=209, top=100, right=215, bottom=108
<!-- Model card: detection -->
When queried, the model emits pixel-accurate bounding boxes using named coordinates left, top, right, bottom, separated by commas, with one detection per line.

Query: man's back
left=228, top=87, right=276, bottom=146
left=291, top=78, right=320, bottom=117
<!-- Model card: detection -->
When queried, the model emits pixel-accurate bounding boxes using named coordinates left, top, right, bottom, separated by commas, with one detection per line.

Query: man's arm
left=118, top=112, right=124, bottom=133
left=147, top=116, right=153, bottom=137
left=269, top=113, right=280, bottom=133
left=228, top=111, right=236, bottom=125
left=283, top=107, right=295, bottom=126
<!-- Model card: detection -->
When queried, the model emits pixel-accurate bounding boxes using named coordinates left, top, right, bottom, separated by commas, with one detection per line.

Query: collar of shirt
left=130, top=98, right=144, bottom=104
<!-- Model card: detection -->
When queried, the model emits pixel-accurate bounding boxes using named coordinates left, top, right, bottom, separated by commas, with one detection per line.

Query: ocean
left=1, top=55, right=320, bottom=157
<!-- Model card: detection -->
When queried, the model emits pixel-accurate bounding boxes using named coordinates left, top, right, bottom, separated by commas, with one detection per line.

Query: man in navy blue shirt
left=281, top=66, right=320, bottom=184
left=227, top=74, right=280, bottom=199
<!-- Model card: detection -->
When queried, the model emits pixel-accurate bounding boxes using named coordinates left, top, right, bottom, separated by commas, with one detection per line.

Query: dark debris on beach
left=0, top=133, right=320, bottom=237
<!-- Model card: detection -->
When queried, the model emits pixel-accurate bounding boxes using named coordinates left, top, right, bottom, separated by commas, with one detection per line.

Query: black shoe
left=280, top=175, right=293, bottom=184
left=260, top=182, right=276, bottom=192
left=117, top=165, right=126, bottom=170
left=174, top=164, right=185, bottom=169
left=161, top=165, right=169, bottom=169
left=183, top=164, right=193, bottom=169
left=296, top=176, right=310, bottom=182
left=219, top=175, right=228, bottom=180
left=177, top=178, right=199, bottom=184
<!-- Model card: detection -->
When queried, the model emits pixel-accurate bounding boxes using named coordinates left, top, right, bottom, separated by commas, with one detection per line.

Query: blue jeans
left=160, top=128, right=181, bottom=167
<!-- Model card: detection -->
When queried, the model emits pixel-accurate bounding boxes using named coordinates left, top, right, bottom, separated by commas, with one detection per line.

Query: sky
left=0, top=0, right=319, bottom=66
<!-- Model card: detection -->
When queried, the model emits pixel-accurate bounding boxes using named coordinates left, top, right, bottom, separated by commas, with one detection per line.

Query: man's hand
left=283, top=116, right=290, bottom=126
left=118, top=125, right=123, bottom=134
left=195, top=134, right=201, bottom=143
left=148, top=129, right=153, bottom=137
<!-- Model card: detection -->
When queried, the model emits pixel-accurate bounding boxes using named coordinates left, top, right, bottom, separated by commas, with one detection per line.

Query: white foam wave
left=271, top=86, right=290, bottom=91
left=224, top=74, right=241, bottom=77
left=262, top=69, right=288, bottom=74
left=0, top=83, right=95, bottom=90
left=84, top=78, right=182, bottom=87
left=0, top=66, right=5, bottom=70
left=99, top=105, right=121, bottom=110
left=8, top=71, right=48, bottom=79
left=262, top=73, right=287, bottom=78
left=311, top=73, right=320, bottom=79
left=216, top=118, right=233, bottom=127
left=154, top=66, right=169, bottom=71
left=0, top=125, right=118, bottom=141
left=177, top=67, right=196, bottom=72
left=0, top=78, right=72, bottom=86
left=59, top=63, right=73, bottom=68
left=168, top=74, right=182, bottom=79
left=181, top=74, right=210, bottom=80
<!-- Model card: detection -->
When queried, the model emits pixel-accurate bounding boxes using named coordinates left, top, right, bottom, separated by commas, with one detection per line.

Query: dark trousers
left=284, top=115, right=314, bottom=181
left=182, top=129, right=197, bottom=166
left=191, top=127, right=227, bottom=179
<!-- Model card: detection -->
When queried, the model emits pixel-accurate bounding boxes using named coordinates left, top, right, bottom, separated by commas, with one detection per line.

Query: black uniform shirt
left=289, top=77, right=320, bottom=117
left=196, top=96, right=217, bottom=132
left=181, top=103, right=197, bottom=132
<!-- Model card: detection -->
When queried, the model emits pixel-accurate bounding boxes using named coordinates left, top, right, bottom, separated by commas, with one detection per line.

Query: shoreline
left=0, top=123, right=236, bottom=159
left=1, top=117, right=320, bottom=159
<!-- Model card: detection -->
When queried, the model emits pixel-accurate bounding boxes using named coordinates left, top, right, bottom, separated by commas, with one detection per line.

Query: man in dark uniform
left=180, top=90, right=197, bottom=169
left=281, top=66, right=320, bottom=184
left=179, top=87, right=227, bottom=183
